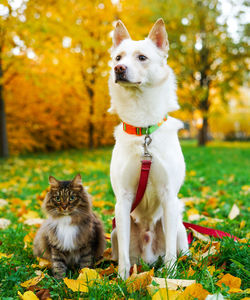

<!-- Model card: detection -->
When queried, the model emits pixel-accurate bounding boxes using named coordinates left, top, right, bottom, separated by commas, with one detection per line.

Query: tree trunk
left=0, top=56, right=8, bottom=157
left=86, top=83, right=94, bottom=149
left=198, top=116, right=208, bottom=146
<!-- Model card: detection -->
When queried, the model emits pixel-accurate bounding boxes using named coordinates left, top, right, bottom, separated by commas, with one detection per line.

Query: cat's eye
left=70, top=195, right=75, bottom=201
left=55, top=196, right=60, bottom=202
left=116, top=55, right=121, bottom=61
left=138, top=55, right=147, bottom=61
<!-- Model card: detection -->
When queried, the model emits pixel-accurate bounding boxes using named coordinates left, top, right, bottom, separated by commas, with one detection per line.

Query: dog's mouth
left=115, top=78, right=141, bottom=85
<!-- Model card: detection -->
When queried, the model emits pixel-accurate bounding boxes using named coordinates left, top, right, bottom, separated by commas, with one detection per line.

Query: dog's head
left=110, top=18, right=169, bottom=88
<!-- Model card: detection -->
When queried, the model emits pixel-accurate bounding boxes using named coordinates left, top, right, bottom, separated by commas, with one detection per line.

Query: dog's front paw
left=118, top=264, right=131, bottom=280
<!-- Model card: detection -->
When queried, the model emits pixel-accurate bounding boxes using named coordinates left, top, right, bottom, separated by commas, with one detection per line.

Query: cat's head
left=43, top=174, right=91, bottom=218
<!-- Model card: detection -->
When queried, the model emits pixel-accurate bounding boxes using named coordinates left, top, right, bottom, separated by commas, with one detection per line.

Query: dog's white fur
left=109, top=19, right=188, bottom=279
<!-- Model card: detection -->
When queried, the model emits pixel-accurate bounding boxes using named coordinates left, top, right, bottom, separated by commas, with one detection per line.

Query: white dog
left=109, top=19, right=188, bottom=279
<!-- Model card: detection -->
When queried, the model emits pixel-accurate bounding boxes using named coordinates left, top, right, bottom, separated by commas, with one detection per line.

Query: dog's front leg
left=162, top=190, right=178, bottom=273
left=115, top=195, right=132, bottom=280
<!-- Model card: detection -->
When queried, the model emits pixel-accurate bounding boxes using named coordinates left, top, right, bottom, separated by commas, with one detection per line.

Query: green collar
left=122, top=114, right=168, bottom=136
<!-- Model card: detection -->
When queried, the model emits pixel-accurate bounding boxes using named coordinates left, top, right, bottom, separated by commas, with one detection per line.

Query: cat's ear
left=72, top=174, right=82, bottom=187
left=148, top=18, right=169, bottom=52
left=49, top=176, right=59, bottom=188
left=113, top=20, right=131, bottom=48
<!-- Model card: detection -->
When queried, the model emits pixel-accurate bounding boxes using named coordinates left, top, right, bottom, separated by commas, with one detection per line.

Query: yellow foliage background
left=1, top=0, right=249, bottom=154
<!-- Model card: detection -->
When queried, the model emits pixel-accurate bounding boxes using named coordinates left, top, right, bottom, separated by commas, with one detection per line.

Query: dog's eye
left=116, top=55, right=121, bottom=61
left=138, top=55, right=147, bottom=61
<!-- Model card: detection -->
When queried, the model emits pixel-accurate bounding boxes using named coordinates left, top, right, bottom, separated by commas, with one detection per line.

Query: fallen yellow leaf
left=92, top=200, right=106, bottom=208
left=23, top=218, right=44, bottom=226
left=201, top=186, right=211, bottom=196
left=216, top=273, right=242, bottom=293
left=24, top=232, right=36, bottom=248
left=126, top=267, right=154, bottom=293
left=217, top=179, right=225, bottom=185
left=150, top=288, right=181, bottom=300
left=228, top=204, right=240, bottom=220
left=20, top=273, right=45, bottom=288
left=78, top=268, right=100, bottom=282
left=64, top=278, right=88, bottom=293
left=32, top=257, right=51, bottom=269
left=18, top=291, right=39, bottom=300
left=208, top=266, right=216, bottom=276
left=148, top=277, right=196, bottom=291
left=182, top=283, right=210, bottom=300
left=64, top=268, right=100, bottom=293
left=0, top=252, right=13, bottom=259
left=21, top=211, right=40, bottom=220
left=189, top=170, right=196, bottom=176
left=187, top=208, right=199, bottom=218
left=0, top=218, right=11, bottom=229
left=240, top=220, right=246, bottom=229
left=190, top=228, right=211, bottom=242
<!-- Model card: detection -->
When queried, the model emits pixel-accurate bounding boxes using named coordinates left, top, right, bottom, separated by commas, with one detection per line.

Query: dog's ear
left=148, top=18, right=169, bottom=51
left=113, top=20, right=131, bottom=48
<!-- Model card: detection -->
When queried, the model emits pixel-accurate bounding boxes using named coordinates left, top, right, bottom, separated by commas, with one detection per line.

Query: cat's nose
left=61, top=204, right=67, bottom=210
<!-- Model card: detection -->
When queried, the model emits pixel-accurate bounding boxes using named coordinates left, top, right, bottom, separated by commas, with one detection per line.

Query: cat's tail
left=92, top=214, right=106, bottom=260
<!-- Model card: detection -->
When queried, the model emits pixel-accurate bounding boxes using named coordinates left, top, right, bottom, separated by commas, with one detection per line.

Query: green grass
left=0, top=141, right=249, bottom=299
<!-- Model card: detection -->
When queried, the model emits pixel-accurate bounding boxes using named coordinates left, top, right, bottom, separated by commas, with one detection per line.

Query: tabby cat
left=33, top=174, right=105, bottom=279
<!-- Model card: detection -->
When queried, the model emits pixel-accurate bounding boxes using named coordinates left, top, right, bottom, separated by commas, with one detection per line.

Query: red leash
left=183, top=222, right=239, bottom=243
left=111, top=142, right=239, bottom=244
left=112, top=159, right=152, bottom=229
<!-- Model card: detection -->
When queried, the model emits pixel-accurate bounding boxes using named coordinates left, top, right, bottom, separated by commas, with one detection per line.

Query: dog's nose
left=114, top=64, right=127, bottom=74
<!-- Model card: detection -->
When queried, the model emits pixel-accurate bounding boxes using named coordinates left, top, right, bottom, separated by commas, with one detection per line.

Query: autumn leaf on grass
left=78, top=268, right=100, bottom=282
left=0, top=198, right=8, bottom=208
left=92, top=200, right=107, bottom=208
left=0, top=218, right=11, bottom=229
left=18, top=291, right=39, bottom=300
left=64, top=278, right=89, bottom=293
left=98, top=264, right=117, bottom=277
left=20, top=273, right=45, bottom=288
left=21, top=211, right=40, bottom=220
left=148, top=277, right=196, bottom=292
left=20, top=210, right=44, bottom=226
left=216, top=273, right=242, bottom=293
left=181, top=283, right=210, bottom=300
left=64, top=268, right=100, bottom=293
left=228, top=204, right=240, bottom=220
left=150, top=289, right=181, bottom=300
left=32, top=257, right=51, bottom=269
left=0, top=252, right=13, bottom=259
left=24, top=232, right=36, bottom=248
left=126, top=266, right=154, bottom=293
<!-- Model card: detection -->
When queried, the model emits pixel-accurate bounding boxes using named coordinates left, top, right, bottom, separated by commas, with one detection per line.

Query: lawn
left=0, top=141, right=249, bottom=299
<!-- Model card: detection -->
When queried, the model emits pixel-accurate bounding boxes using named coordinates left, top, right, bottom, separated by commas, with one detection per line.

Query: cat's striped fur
left=33, top=174, right=105, bottom=278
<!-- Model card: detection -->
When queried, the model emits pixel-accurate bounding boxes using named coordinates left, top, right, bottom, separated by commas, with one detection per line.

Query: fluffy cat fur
left=33, top=174, right=105, bottom=278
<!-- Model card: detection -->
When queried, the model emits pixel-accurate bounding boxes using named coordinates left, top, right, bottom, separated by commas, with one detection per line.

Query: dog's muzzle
left=114, top=64, right=129, bottom=83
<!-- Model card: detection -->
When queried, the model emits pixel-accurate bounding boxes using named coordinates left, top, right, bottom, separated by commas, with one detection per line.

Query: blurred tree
left=24, top=0, right=118, bottom=148
left=146, top=0, right=248, bottom=145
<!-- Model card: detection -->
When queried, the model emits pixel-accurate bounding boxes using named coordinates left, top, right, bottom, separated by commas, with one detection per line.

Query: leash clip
left=142, top=134, right=152, bottom=161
